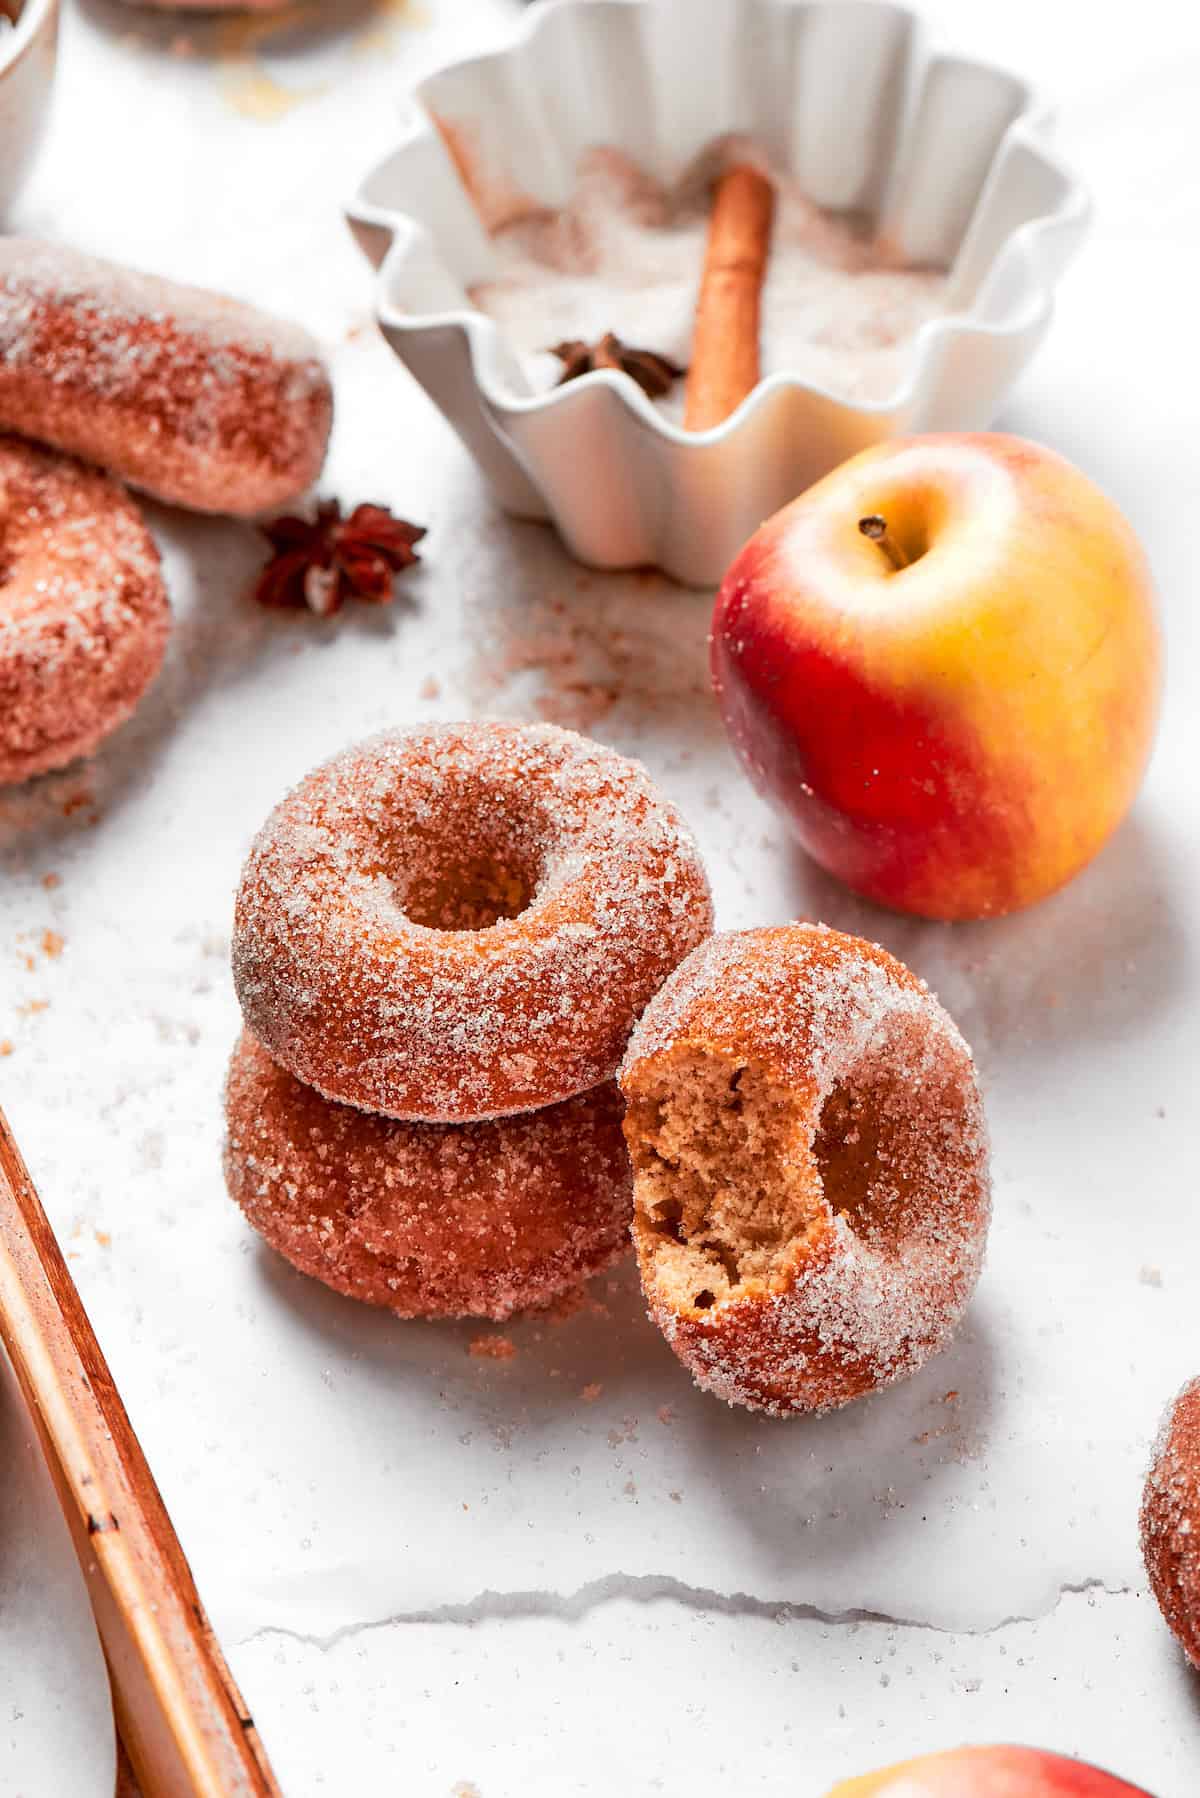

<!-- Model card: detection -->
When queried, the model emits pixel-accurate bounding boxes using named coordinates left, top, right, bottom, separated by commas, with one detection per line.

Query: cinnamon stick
left=684, top=164, right=775, bottom=432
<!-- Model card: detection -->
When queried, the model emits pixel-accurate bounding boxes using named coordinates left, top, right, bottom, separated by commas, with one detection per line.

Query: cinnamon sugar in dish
left=469, top=141, right=948, bottom=413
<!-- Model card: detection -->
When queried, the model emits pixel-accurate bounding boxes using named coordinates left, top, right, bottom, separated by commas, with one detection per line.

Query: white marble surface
left=4, top=0, right=1200, bottom=1792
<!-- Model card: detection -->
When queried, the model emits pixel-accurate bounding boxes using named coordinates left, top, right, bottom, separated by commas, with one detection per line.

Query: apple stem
left=858, top=514, right=909, bottom=572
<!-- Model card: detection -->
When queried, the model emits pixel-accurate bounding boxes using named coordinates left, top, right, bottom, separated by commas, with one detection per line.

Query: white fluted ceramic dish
left=0, top=0, right=59, bottom=222
left=348, top=0, right=1090, bottom=587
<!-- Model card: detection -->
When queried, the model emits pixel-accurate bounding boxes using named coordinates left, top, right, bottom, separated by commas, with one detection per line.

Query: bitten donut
left=0, top=240, right=332, bottom=515
left=0, top=436, right=169, bottom=784
left=619, top=924, right=990, bottom=1416
left=233, top=722, right=713, bottom=1122
left=224, top=1030, right=632, bottom=1319
left=1140, top=1377, right=1200, bottom=1667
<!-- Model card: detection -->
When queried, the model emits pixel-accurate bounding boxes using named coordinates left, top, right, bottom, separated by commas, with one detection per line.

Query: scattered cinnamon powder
left=580, top=1382, right=603, bottom=1402
left=41, top=872, right=60, bottom=890
left=41, top=929, right=64, bottom=958
left=0, top=1040, right=12, bottom=1058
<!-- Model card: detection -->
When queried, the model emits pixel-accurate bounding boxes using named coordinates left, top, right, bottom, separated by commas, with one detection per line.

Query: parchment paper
left=2, top=0, right=1198, bottom=1791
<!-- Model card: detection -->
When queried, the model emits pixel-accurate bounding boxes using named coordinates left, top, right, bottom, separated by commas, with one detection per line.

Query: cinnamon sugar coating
left=233, top=721, right=713, bottom=1122
left=1141, top=1377, right=1200, bottom=1667
left=0, top=240, right=332, bottom=515
left=619, top=925, right=990, bottom=1416
left=224, top=1031, right=632, bottom=1319
left=0, top=436, right=170, bottom=784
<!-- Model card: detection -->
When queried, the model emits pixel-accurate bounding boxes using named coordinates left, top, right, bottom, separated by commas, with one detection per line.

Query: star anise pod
left=254, top=501, right=426, bottom=616
left=551, top=333, right=686, bottom=400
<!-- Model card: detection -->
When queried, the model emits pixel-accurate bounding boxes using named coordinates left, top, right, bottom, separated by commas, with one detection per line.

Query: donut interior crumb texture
left=629, top=1034, right=949, bottom=1314
left=629, top=1053, right=820, bottom=1309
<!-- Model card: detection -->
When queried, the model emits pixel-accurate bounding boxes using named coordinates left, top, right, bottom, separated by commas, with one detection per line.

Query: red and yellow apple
left=825, top=1744, right=1153, bottom=1796
left=711, top=434, right=1162, bottom=920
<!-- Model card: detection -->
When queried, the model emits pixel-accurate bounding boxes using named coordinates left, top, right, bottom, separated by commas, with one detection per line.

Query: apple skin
left=711, top=435, right=1162, bottom=920
left=824, top=1744, right=1154, bottom=1796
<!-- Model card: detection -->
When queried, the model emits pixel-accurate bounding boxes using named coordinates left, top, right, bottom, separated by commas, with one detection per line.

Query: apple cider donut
left=1140, top=1377, right=1200, bottom=1668
left=619, top=924, right=990, bottom=1416
left=233, top=722, right=713, bottom=1122
left=0, top=239, right=332, bottom=515
left=0, top=436, right=169, bottom=784
left=224, top=1031, right=632, bottom=1318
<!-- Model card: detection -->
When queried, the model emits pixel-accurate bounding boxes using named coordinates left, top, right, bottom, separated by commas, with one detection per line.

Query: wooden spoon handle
left=0, top=1105, right=279, bottom=1798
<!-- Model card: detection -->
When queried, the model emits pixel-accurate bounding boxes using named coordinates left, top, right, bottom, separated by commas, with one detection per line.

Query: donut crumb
left=469, top=1334, right=516, bottom=1360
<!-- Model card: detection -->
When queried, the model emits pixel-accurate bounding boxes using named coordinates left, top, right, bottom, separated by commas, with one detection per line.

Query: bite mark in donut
left=619, top=925, right=991, bottom=1415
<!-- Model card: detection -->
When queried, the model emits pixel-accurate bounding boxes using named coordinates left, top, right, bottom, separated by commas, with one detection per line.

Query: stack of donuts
left=224, top=715, right=995, bottom=1424
left=0, top=240, right=333, bottom=784
left=223, top=719, right=715, bottom=1320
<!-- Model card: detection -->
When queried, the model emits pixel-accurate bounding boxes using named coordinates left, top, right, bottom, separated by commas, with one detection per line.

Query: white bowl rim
left=1, top=0, right=58, bottom=75
left=352, top=0, right=1092, bottom=446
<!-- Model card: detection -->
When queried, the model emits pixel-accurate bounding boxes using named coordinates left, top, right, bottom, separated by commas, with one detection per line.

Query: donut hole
left=383, top=782, right=549, bottom=932
left=814, top=1022, right=975, bottom=1253
left=399, top=844, right=541, bottom=931
left=627, top=1050, right=825, bottom=1313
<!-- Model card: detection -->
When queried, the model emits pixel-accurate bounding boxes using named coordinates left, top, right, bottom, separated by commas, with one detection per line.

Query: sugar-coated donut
left=0, top=240, right=332, bottom=516
left=0, top=435, right=169, bottom=784
left=619, top=924, right=990, bottom=1416
left=224, top=1030, right=632, bottom=1319
left=1141, top=1377, right=1200, bottom=1667
left=123, top=0, right=285, bottom=8
left=233, top=721, right=713, bottom=1122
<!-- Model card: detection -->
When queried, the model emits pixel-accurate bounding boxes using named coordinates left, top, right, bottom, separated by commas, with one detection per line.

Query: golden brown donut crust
left=233, top=721, right=714, bottom=1122
left=0, top=240, right=332, bottom=516
left=619, top=924, right=991, bottom=1416
left=0, top=435, right=170, bottom=784
left=224, top=1031, right=632, bottom=1319
left=1141, top=1377, right=1200, bottom=1667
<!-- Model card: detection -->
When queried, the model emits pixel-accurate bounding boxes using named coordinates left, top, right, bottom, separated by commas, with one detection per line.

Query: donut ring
left=619, top=924, right=991, bottom=1416
left=233, top=721, right=713, bottom=1122
left=1141, top=1377, right=1200, bottom=1667
left=0, top=436, right=170, bottom=785
left=224, top=1031, right=632, bottom=1319
left=0, top=240, right=332, bottom=516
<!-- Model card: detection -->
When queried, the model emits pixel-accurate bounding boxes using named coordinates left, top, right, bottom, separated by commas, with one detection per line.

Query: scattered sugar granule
left=1139, top=1266, right=1164, bottom=1289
